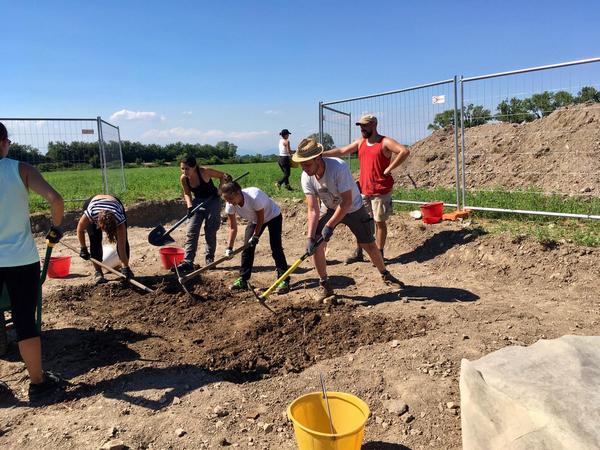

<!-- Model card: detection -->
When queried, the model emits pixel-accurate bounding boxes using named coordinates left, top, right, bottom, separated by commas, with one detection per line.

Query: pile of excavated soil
left=396, top=102, right=600, bottom=195
left=45, top=279, right=433, bottom=382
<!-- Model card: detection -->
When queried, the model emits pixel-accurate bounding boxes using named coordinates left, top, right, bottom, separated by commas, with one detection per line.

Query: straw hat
left=292, top=138, right=323, bottom=163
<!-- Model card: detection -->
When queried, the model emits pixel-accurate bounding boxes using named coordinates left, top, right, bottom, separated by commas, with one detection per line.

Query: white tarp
left=460, top=335, right=600, bottom=450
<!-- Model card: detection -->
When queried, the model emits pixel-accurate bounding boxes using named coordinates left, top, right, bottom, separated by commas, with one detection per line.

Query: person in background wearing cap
left=0, top=121, right=67, bottom=406
left=323, top=114, right=410, bottom=263
left=275, top=129, right=294, bottom=191
left=292, top=137, right=404, bottom=302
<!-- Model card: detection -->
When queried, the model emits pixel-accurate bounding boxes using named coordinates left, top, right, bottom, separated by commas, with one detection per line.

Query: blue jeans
left=183, top=195, right=221, bottom=264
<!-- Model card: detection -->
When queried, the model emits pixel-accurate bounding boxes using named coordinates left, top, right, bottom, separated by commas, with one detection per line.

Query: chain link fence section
left=0, top=117, right=125, bottom=204
left=460, top=57, right=600, bottom=219
left=320, top=79, right=460, bottom=207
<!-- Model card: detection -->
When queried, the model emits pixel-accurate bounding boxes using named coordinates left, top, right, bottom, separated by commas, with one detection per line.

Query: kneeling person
left=221, top=182, right=290, bottom=294
left=292, top=138, right=403, bottom=301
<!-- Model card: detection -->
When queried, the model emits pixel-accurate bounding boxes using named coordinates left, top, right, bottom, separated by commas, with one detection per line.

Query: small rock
left=262, top=423, right=273, bottom=433
left=389, top=340, right=400, bottom=348
left=214, top=405, right=229, bottom=417
left=219, top=438, right=231, bottom=446
left=462, top=335, right=469, bottom=340
left=375, top=416, right=383, bottom=425
left=101, top=440, right=126, bottom=450
left=108, top=427, right=118, bottom=438
left=446, top=402, right=459, bottom=410
left=172, top=396, right=181, bottom=405
left=383, top=399, right=409, bottom=416
left=246, top=411, right=260, bottom=420
left=382, top=421, right=389, bottom=430
left=175, top=428, right=187, bottom=437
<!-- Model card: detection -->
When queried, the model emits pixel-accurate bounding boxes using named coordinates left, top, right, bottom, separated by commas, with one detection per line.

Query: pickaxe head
left=247, top=282, right=276, bottom=314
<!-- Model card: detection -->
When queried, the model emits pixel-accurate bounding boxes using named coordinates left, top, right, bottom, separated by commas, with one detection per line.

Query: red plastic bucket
left=47, top=255, right=72, bottom=278
left=159, top=247, right=185, bottom=269
left=420, top=201, right=444, bottom=224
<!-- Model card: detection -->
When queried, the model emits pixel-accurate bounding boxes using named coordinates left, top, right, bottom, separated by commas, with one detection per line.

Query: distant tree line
left=7, top=140, right=282, bottom=171
left=428, top=86, right=600, bottom=130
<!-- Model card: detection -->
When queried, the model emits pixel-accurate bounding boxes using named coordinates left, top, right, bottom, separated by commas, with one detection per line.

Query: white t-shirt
left=225, top=187, right=281, bottom=224
left=278, top=138, right=290, bottom=157
left=301, top=157, right=363, bottom=213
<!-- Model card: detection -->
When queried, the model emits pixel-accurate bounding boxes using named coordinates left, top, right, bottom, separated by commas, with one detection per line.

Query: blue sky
left=3, top=0, right=599, bottom=154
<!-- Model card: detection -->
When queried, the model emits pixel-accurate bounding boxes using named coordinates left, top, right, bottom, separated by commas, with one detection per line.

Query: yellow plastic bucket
left=287, top=391, right=370, bottom=450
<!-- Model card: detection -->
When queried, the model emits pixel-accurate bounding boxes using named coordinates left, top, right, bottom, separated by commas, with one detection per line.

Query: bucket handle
left=320, top=373, right=335, bottom=437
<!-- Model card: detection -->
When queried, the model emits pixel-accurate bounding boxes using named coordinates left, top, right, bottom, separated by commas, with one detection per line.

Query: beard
left=361, top=129, right=373, bottom=138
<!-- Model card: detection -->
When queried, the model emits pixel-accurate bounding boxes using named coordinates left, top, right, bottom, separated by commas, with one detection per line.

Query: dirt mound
left=397, top=102, right=600, bottom=194
left=46, top=279, right=433, bottom=381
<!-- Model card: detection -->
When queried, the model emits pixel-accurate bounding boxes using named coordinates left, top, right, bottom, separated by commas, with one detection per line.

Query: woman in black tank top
left=176, top=156, right=231, bottom=272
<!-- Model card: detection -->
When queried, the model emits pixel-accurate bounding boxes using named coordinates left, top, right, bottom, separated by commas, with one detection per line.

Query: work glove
left=79, top=246, right=91, bottom=260
left=248, top=235, right=260, bottom=247
left=186, top=206, right=195, bottom=219
left=46, top=225, right=63, bottom=244
left=120, top=266, right=134, bottom=280
left=306, top=237, right=317, bottom=256
left=224, top=247, right=234, bottom=259
left=322, top=225, right=334, bottom=242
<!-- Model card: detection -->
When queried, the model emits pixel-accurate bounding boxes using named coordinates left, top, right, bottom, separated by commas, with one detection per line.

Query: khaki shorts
left=362, top=192, right=393, bottom=222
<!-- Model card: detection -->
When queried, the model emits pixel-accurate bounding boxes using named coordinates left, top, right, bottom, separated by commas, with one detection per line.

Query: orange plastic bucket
left=47, top=256, right=72, bottom=278
left=159, top=247, right=185, bottom=269
left=420, top=201, right=444, bottom=224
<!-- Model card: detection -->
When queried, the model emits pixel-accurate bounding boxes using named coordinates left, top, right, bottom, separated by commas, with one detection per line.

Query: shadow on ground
left=341, top=284, right=479, bottom=305
left=388, top=228, right=483, bottom=265
left=363, top=442, right=412, bottom=450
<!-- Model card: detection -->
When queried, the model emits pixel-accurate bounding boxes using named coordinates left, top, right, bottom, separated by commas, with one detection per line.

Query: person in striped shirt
left=76, top=194, right=132, bottom=285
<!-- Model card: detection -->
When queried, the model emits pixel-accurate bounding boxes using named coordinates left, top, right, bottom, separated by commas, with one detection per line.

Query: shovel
left=148, top=171, right=249, bottom=247
left=250, top=236, right=324, bottom=307
left=177, top=243, right=249, bottom=294
left=61, top=241, right=154, bottom=293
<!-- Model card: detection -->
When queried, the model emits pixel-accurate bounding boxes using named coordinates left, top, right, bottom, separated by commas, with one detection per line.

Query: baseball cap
left=355, top=114, right=377, bottom=125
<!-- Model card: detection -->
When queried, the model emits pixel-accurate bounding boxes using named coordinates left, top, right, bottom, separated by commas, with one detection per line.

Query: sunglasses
left=3, top=138, right=11, bottom=144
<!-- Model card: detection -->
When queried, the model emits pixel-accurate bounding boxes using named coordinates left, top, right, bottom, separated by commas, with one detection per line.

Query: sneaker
left=172, top=260, right=194, bottom=274
left=205, top=256, right=214, bottom=266
left=276, top=279, right=290, bottom=294
left=230, top=277, right=249, bottom=291
left=28, top=371, right=66, bottom=406
left=381, top=270, right=405, bottom=288
left=94, top=271, right=107, bottom=285
left=316, top=280, right=334, bottom=302
left=0, top=380, right=13, bottom=403
left=345, top=248, right=364, bottom=264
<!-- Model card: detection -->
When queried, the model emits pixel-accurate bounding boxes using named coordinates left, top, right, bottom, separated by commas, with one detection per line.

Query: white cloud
left=182, top=111, right=193, bottom=116
left=264, top=110, right=281, bottom=115
left=110, top=109, right=159, bottom=121
left=141, top=127, right=270, bottom=142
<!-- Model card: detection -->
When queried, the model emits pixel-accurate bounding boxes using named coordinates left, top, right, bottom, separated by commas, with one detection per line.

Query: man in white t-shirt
left=292, top=137, right=404, bottom=302
left=221, top=182, right=290, bottom=293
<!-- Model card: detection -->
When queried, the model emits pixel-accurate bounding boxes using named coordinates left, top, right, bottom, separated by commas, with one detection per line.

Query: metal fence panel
left=0, top=117, right=125, bottom=204
left=99, top=118, right=126, bottom=195
left=321, top=79, right=460, bottom=208
left=460, top=57, right=600, bottom=219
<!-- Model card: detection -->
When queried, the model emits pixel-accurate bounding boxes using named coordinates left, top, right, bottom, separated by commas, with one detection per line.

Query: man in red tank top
left=323, top=114, right=410, bottom=262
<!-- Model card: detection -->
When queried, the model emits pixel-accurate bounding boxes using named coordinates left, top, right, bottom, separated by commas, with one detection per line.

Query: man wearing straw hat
left=323, top=114, right=410, bottom=263
left=292, top=137, right=404, bottom=301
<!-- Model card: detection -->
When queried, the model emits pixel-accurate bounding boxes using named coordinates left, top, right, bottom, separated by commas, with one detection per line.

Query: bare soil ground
left=1, top=199, right=599, bottom=449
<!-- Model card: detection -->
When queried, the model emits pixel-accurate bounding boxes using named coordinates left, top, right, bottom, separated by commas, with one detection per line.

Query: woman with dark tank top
left=175, top=156, right=231, bottom=273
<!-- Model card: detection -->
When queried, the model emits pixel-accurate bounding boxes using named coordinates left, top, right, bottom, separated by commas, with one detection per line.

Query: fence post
left=452, top=76, right=461, bottom=210
left=318, top=101, right=323, bottom=145
left=459, top=76, right=466, bottom=208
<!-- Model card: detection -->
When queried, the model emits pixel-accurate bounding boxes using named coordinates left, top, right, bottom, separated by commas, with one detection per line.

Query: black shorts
left=0, top=262, right=41, bottom=341
left=317, top=206, right=375, bottom=244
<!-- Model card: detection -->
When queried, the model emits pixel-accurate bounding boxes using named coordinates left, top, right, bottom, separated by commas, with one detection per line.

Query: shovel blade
left=148, top=225, right=175, bottom=246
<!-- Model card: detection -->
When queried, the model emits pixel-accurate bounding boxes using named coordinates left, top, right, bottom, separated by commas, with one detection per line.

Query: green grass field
left=30, top=161, right=600, bottom=247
